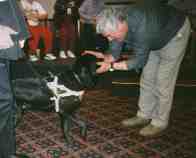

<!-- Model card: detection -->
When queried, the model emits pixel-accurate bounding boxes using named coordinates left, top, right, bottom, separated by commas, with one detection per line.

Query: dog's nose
left=79, top=90, right=85, bottom=101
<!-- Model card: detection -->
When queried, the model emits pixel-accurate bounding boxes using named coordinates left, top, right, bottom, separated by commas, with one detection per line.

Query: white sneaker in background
left=59, top=50, right=67, bottom=59
left=36, top=49, right=41, bottom=58
left=29, top=54, right=39, bottom=62
left=44, top=53, right=56, bottom=60
left=67, top=50, right=75, bottom=58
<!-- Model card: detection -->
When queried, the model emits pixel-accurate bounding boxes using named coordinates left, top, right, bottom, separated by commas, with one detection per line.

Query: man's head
left=96, top=8, right=128, bottom=42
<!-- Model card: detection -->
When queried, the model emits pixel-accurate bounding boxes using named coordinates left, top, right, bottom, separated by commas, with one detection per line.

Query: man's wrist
left=109, top=62, right=115, bottom=72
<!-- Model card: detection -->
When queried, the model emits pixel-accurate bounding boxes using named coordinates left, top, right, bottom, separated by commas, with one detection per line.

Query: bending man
left=84, top=1, right=191, bottom=136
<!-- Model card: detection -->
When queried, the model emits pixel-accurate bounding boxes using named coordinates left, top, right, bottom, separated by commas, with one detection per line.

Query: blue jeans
left=0, top=59, right=16, bottom=157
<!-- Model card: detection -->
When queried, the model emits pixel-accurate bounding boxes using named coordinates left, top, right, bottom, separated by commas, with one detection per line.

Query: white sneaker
left=29, top=55, right=39, bottom=62
left=59, top=50, right=67, bottom=59
left=44, top=53, right=56, bottom=60
left=67, top=50, right=75, bottom=58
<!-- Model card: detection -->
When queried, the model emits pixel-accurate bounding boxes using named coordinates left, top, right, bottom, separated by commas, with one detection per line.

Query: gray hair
left=96, top=7, right=127, bottom=34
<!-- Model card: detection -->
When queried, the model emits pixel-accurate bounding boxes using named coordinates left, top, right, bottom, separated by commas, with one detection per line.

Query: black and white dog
left=11, top=54, right=98, bottom=141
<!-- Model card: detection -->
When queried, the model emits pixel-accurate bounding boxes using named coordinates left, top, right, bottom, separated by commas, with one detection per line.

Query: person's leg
left=151, top=18, right=191, bottom=128
left=58, top=18, right=76, bottom=58
left=59, top=20, right=70, bottom=58
left=42, top=26, right=56, bottom=60
left=28, top=26, right=41, bottom=54
left=41, top=26, right=53, bottom=54
left=137, top=51, right=161, bottom=119
left=122, top=50, right=160, bottom=127
left=59, top=24, right=69, bottom=52
left=67, top=22, right=76, bottom=58
left=0, top=59, right=15, bottom=157
left=139, top=18, right=191, bottom=137
left=28, top=26, right=42, bottom=61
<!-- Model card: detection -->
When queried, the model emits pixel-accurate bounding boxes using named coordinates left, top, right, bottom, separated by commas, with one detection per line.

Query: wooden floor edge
left=112, top=81, right=196, bottom=87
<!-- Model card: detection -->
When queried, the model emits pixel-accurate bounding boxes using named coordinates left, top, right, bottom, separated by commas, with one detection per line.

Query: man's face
left=103, top=21, right=128, bottom=42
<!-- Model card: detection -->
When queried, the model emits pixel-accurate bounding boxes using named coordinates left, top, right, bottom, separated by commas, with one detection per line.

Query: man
left=0, top=0, right=29, bottom=157
left=20, top=0, right=56, bottom=61
left=84, top=0, right=191, bottom=136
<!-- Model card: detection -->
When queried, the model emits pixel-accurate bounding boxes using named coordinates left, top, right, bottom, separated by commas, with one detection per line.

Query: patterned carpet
left=16, top=89, right=196, bottom=158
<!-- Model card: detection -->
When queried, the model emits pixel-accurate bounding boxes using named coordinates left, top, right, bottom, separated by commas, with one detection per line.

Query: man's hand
left=96, top=60, right=128, bottom=73
left=82, top=50, right=105, bottom=59
left=96, top=61, right=111, bottom=74
left=104, top=54, right=115, bottom=63
left=82, top=50, right=117, bottom=73
left=83, top=51, right=115, bottom=62
left=113, top=61, right=128, bottom=70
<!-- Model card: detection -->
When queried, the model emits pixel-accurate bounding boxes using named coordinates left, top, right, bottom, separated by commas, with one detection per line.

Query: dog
left=11, top=54, right=98, bottom=141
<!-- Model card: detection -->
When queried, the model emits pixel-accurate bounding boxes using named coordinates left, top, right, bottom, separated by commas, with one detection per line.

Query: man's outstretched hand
left=82, top=50, right=105, bottom=59
left=82, top=50, right=116, bottom=74
left=96, top=61, right=111, bottom=74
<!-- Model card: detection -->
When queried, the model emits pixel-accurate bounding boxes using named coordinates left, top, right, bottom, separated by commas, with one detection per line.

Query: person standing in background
left=78, top=0, right=105, bottom=51
left=84, top=1, right=191, bottom=136
left=20, top=0, right=56, bottom=61
left=0, top=0, right=29, bottom=157
left=53, top=0, right=81, bottom=59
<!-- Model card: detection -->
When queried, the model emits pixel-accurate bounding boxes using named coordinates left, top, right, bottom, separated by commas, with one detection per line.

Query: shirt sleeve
left=107, top=40, right=124, bottom=60
left=126, top=38, right=150, bottom=72
left=127, top=48, right=149, bottom=72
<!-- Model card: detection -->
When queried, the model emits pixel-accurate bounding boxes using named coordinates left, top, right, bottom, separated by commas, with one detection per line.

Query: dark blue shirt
left=109, top=0, right=185, bottom=71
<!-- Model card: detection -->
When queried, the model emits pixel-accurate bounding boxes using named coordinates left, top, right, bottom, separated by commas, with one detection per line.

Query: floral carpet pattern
left=16, top=89, right=196, bottom=158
